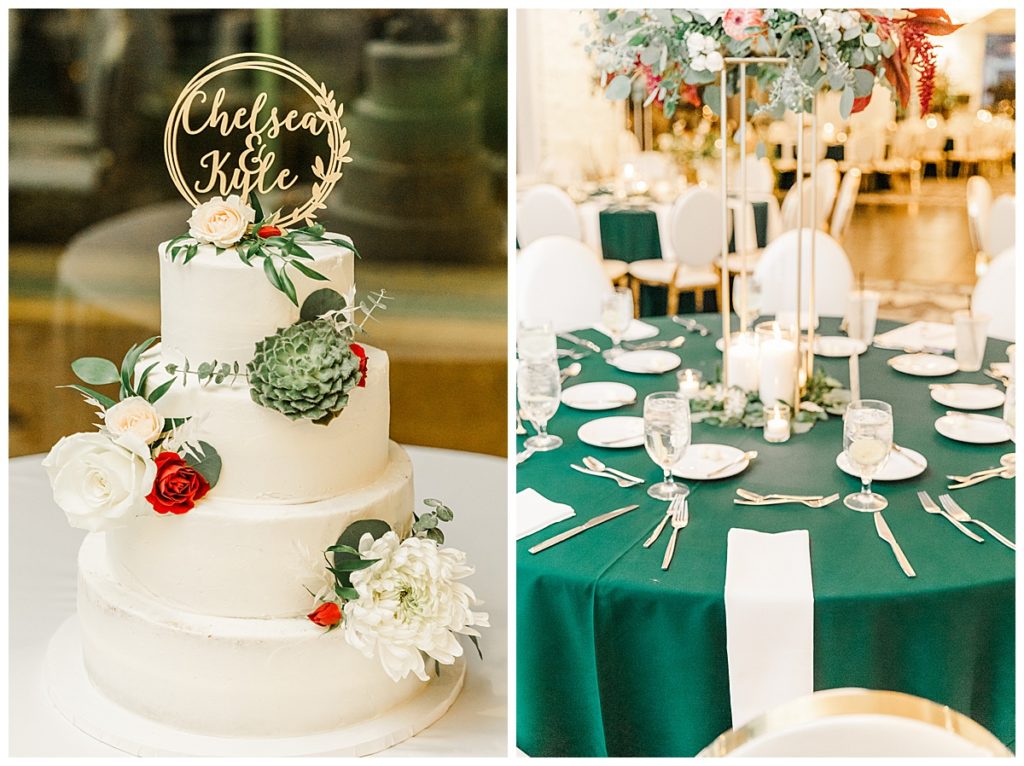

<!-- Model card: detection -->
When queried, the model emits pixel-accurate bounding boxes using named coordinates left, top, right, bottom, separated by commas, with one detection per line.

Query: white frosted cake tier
left=77, top=533, right=429, bottom=739
left=159, top=235, right=355, bottom=365
left=106, top=442, right=413, bottom=618
left=141, top=343, right=390, bottom=503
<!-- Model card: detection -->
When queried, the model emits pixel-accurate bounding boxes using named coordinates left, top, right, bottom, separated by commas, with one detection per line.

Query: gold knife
left=873, top=512, right=916, bottom=578
left=528, top=504, right=640, bottom=554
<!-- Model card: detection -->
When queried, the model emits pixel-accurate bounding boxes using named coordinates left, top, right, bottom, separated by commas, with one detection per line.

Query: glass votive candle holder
left=677, top=368, right=702, bottom=398
left=764, top=403, right=792, bottom=444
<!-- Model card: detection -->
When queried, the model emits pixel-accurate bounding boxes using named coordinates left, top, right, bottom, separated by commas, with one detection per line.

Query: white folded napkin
left=516, top=488, right=576, bottom=540
left=592, top=319, right=659, bottom=342
left=725, top=528, right=814, bottom=728
left=874, top=321, right=956, bottom=352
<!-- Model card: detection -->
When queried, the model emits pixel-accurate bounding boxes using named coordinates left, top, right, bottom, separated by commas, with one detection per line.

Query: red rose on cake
left=256, top=225, right=282, bottom=239
left=145, top=452, right=211, bottom=515
left=350, top=343, right=368, bottom=387
left=308, top=601, right=342, bottom=627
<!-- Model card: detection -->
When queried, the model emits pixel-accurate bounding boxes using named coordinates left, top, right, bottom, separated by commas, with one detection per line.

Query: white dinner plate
left=610, top=350, right=681, bottom=375
left=562, top=382, right=638, bottom=411
left=835, top=446, right=927, bottom=481
left=887, top=353, right=958, bottom=377
left=934, top=413, right=1013, bottom=444
left=929, top=384, right=1006, bottom=411
left=672, top=443, right=750, bottom=480
left=814, top=336, right=868, bottom=357
left=577, top=416, right=645, bottom=449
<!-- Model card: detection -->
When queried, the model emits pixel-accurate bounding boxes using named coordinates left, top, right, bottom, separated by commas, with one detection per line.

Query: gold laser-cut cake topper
left=164, top=52, right=350, bottom=228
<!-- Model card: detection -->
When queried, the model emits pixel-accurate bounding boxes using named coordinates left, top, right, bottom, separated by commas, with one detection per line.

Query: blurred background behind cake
left=9, top=8, right=508, bottom=457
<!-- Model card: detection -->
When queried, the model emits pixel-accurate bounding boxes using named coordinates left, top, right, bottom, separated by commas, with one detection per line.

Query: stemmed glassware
left=517, top=358, right=563, bottom=451
left=643, top=392, right=692, bottom=500
left=601, top=287, right=633, bottom=361
left=842, top=399, right=894, bottom=512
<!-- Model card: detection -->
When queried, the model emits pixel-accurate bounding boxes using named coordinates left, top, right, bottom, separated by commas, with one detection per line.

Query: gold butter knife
left=528, top=504, right=639, bottom=554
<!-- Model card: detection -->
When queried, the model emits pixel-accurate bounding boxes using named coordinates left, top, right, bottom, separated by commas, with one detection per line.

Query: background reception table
left=516, top=316, right=1014, bottom=757
left=10, top=447, right=507, bottom=757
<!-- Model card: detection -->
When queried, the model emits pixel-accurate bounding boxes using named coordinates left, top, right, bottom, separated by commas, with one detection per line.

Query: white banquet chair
left=754, top=228, right=853, bottom=318
left=517, top=235, right=612, bottom=332
left=985, top=195, right=1015, bottom=259
left=966, top=175, right=994, bottom=257
left=973, top=248, right=1015, bottom=341
left=698, top=688, right=1012, bottom=757
left=627, top=188, right=725, bottom=315
left=729, top=154, right=775, bottom=196
left=829, top=168, right=862, bottom=244
left=781, top=160, right=839, bottom=232
left=516, top=184, right=582, bottom=248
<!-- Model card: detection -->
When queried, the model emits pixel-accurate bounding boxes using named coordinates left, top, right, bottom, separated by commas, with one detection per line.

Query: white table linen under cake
left=516, top=488, right=575, bottom=540
left=9, top=448, right=507, bottom=757
left=578, top=197, right=780, bottom=263
left=874, top=321, right=957, bottom=352
left=724, top=528, right=814, bottom=729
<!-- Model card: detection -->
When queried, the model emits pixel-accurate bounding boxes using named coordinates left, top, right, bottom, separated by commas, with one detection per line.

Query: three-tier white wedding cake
left=43, top=53, right=486, bottom=756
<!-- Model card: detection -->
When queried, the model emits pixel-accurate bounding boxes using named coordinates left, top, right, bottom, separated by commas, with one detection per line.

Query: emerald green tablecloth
left=517, top=316, right=1015, bottom=757
left=598, top=207, right=671, bottom=316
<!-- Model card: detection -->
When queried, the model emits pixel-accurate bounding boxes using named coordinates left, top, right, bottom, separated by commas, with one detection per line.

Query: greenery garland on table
left=690, top=367, right=850, bottom=433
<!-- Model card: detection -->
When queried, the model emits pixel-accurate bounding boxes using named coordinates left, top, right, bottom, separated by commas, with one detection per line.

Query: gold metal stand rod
left=720, top=70, right=730, bottom=389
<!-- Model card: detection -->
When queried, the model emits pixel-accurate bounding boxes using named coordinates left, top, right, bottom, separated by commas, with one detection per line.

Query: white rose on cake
left=103, top=396, right=164, bottom=444
left=43, top=432, right=157, bottom=532
left=187, top=194, right=255, bottom=248
left=343, top=531, right=490, bottom=683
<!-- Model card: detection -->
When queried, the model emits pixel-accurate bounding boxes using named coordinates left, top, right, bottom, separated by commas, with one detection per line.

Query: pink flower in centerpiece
left=722, top=9, right=765, bottom=41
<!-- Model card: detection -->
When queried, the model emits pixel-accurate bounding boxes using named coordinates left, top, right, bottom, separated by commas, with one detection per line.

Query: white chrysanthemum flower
left=801, top=9, right=822, bottom=20
left=343, top=531, right=489, bottom=683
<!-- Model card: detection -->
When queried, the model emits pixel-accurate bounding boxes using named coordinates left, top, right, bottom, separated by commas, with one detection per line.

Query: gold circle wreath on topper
left=164, top=52, right=349, bottom=228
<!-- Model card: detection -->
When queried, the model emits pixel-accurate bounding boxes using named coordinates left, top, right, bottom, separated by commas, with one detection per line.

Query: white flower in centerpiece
left=343, top=531, right=489, bottom=683
left=103, top=396, right=164, bottom=444
left=801, top=9, right=823, bottom=20
left=187, top=195, right=255, bottom=249
left=43, top=432, right=157, bottom=532
left=724, top=388, right=747, bottom=420
left=687, top=31, right=724, bottom=73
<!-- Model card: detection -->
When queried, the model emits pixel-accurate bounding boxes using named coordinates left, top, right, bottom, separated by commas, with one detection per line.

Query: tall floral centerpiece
left=587, top=8, right=959, bottom=405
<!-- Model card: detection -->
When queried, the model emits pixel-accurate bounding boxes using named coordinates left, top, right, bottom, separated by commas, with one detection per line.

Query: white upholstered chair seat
left=603, top=259, right=629, bottom=281
left=628, top=259, right=718, bottom=289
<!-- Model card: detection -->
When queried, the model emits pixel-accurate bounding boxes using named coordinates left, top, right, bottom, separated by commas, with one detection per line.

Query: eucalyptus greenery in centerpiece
left=691, top=367, right=850, bottom=434
left=586, top=9, right=960, bottom=119
left=165, top=191, right=358, bottom=306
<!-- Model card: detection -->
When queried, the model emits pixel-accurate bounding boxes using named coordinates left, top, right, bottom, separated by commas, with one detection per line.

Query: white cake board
left=45, top=617, right=466, bottom=757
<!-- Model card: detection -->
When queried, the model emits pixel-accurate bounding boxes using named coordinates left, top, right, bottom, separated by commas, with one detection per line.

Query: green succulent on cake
left=247, top=320, right=366, bottom=426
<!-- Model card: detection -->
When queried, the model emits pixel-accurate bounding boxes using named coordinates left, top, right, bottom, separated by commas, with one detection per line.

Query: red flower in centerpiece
left=350, top=343, right=368, bottom=387
left=308, top=601, right=342, bottom=627
left=257, top=225, right=282, bottom=239
left=723, top=9, right=765, bottom=41
left=145, top=452, right=210, bottom=515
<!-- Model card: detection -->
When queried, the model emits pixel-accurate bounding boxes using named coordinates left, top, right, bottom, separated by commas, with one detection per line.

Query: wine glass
left=842, top=399, right=894, bottom=512
left=601, top=287, right=633, bottom=361
left=643, top=392, right=692, bottom=500
left=517, top=358, right=563, bottom=451
left=517, top=320, right=555, bottom=361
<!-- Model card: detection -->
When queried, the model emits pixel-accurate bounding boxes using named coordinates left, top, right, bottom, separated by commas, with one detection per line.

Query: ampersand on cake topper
left=164, top=52, right=350, bottom=228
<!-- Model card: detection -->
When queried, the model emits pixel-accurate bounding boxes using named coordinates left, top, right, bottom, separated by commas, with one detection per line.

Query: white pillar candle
left=848, top=353, right=860, bottom=401
left=757, top=324, right=798, bottom=407
left=728, top=332, right=759, bottom=393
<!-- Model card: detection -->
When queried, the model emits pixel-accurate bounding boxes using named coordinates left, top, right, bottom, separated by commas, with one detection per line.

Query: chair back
left=516, top=236, right=611, bottom=332
left=844, top=130, right=882, bottom=166
left=668, top=187, right=725, bottom=269
left=753, top=228, right=853, bottom=317
left=973, top=248, right=1015, bottom=341
left=829, top=168, right=862, bottom=243
left=698, top=688, right=1013, bottom=757
left=781, top=161, right=838, bottom=231
left=985, top=194, right=1015, bottom=257
left=729, top=154, right=775, bottom=195
left=966, top=175, right=993, bottom=254
left=517, top=184, right=582, bottom=248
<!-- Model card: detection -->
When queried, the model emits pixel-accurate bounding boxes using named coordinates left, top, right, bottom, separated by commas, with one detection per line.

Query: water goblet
left=842, top=399, right=894, bottom=512
left=601, top=287, right=633, bottom=361
left=643, top=392, right=692, bottom=500
left=517, top=358, right=563, bottom=452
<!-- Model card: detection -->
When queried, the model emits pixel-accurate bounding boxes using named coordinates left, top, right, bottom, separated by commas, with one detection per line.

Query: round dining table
left=516, top=315, right=1014, bottom=757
